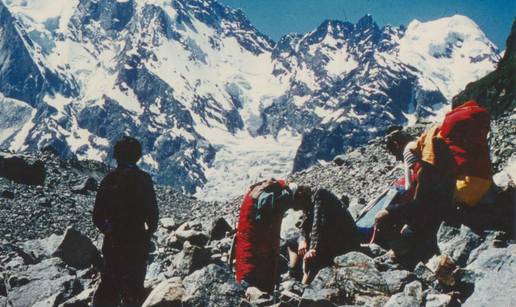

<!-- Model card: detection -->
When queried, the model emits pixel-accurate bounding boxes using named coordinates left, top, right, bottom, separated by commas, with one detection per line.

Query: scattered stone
left=425, top=293, right=452, bottom=307
left=182, top=264, right=244, bottom=307
left=384, top=281, right=423, bottom=307
left=174, top=222, right=210, bottom=247
left=381, top=270, right=416, bottom=294
left=142, top=279, right=184, bottom=307
left=209, top=217, right=232, bottom=241
left=71, top=177, right=98, bottom=194
left=172, top=241, right=211, bottom=276
left=51, top=227, right=100, bottom=270
left=463, top=244, right=516, bottom=306
left=437, top=223, right=483, bottom=266
left=0, top=155, right=46, bottom=185
left=1, top=190, right=14, bottom=199
left=22, top=228, right=99, bottom=269
left=6, top=258, right=82, bottom=307
left=160, top=217, right=179, bottom=231
left=58, top=288, right=95, bottom=307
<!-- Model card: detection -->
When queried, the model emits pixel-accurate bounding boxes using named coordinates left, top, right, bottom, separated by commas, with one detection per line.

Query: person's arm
left=403, top=144, right=418, bottom=190
left=144, top=174, right=159, bottom=234
left=93, top=176, right=111, bottom=234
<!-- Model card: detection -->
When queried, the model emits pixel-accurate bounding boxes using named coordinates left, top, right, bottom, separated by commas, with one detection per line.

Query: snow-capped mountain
left=0, top=0, right=499, bottom=199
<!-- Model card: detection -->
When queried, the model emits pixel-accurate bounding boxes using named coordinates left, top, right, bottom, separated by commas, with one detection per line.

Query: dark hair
left=113, top=136, right=142, bottom=164
left=385, top=130, right=413, bottom=154
left=293, top=185, right=312, bottom=209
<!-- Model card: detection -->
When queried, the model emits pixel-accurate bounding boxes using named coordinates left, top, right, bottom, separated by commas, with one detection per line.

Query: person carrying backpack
left=287, top=187, right=359, bottom=284
left=375, top=101, right=492, bottom=267
left=92, top=137, right=159, bottom=307
left=234, top=179, right=308, bottom=292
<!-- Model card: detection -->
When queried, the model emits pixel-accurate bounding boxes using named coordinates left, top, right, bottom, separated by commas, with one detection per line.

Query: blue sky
left=219, top=0, right=515, bottom=49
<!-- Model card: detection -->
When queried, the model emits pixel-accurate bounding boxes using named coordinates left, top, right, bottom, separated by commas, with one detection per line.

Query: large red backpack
left=234, top=179, right=287, bottom=292
left=440, top=100, right=492, bottom=179
left=439, top=101, right=492, bottom=206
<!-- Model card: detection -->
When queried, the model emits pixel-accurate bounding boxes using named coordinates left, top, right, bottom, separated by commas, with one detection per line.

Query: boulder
left=0, top=155, right=45, bottom=185
left=160, top=218, right=179, bottom=231
left=71, top=177, right=98, bottom=194
left=333, top=252, right=390, bottom=297
left=58, top=288, right=95, bottom=307
left=463, top=243, right=516, bottom=306
left=6, top=258, right=82, bottom=307
left=22, top=227, right=99, bottom=269
left=1, top=190, right=14, bottom=199
left=171, top=242, right=211, bottom=276
left=425, top=293, right=452, bottom=307
left=299, top=288, right=341, bottom=307
left=142, top=278, right=184, bottom=307
left=437, top=222, right=483, bottom=266
left=174, top=222, right=210, bottom=247
left=245, top=287, right=274, bottom=306
left=381, top=270, right=416, bottom=294
left=209, top=217, right=232, bottom=241
left=384, top=281, right=423, bottom=307
left=182, top=264, right=244, bottom=307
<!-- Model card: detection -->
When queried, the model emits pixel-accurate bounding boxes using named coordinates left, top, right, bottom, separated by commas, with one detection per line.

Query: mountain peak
left=356, top=13, right=375, bottom=29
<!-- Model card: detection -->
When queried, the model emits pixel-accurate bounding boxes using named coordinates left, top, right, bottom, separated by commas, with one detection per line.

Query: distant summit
left=0, top=1, right=500, bottom=199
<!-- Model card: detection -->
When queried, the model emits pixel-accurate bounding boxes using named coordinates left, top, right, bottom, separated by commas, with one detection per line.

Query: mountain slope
left=0, top=0, right=500, bottom=199
left=453, top=18, right=516, bottom=118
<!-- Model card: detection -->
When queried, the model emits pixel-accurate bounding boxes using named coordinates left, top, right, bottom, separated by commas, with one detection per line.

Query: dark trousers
left=92, top=236, right=150, bottom=307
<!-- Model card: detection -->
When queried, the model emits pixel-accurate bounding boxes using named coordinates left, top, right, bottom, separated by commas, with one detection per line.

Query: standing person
left=92, top=137, right=159, bottom=307
left=288, top=187, right=359, bottom=284
left=234, top=179, right=308, bottom=292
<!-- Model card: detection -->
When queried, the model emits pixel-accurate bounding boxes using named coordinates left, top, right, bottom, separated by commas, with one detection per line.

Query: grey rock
left=463, top=244, right=516, bottom=306
left=413, top=262, right=437, bottom=285
left=22, top=227, right=99, bottom=269
left=172, top=242, right=211, bottom=277
left=182, top=264, right=244, bottom=307
left=333, top=252, right=390, bottom=297
left=52, top=227, right=100, bottom=270
left=437, top=222, right=483, bottom=266
left=245, top=287, right=274, bottom=306
left=299, top=288, right=340, bottom=306
left=1, top=190, right=14, bottom=199
left=209, top=217, right=232, bottom=241
left=425, top=293, right=452, bottom=307
left=175, top=222, right=210, bottom=247
left=160, top=218, right=179, bottom=231
left=384, top=281, right=423, bottom=307
left=6, top=258, right=82, bottom=307
left=58, top=288, right=95, bottom=307
left=381, top=270, right=416, bottom=294
left=71, top=177, right=98, bottom=194
left=142, top=279, right=184, bottom=307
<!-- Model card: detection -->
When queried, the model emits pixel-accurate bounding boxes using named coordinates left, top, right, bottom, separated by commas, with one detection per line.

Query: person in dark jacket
left=92, top=137, right=159, bottom=307
left=288, top=187, right=359, bottom=284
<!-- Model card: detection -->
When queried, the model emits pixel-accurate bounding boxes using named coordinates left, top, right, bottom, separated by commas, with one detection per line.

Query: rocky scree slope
left=0, top=113, right=514, bottom=306
left=0, top=0, right=500, bottom=197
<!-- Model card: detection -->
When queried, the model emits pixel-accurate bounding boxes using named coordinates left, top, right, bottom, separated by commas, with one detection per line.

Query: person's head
left=113, top=136, right=142, bottom=165
left=385, top=129, right=413, bottom=161
left=290, top=184, right=312, bottom=211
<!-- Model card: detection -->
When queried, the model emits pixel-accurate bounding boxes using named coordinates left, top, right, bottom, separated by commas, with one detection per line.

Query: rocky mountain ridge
left=0, top=0, right=500, bottom=199
left=1, top=106, right=514, bottom=306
